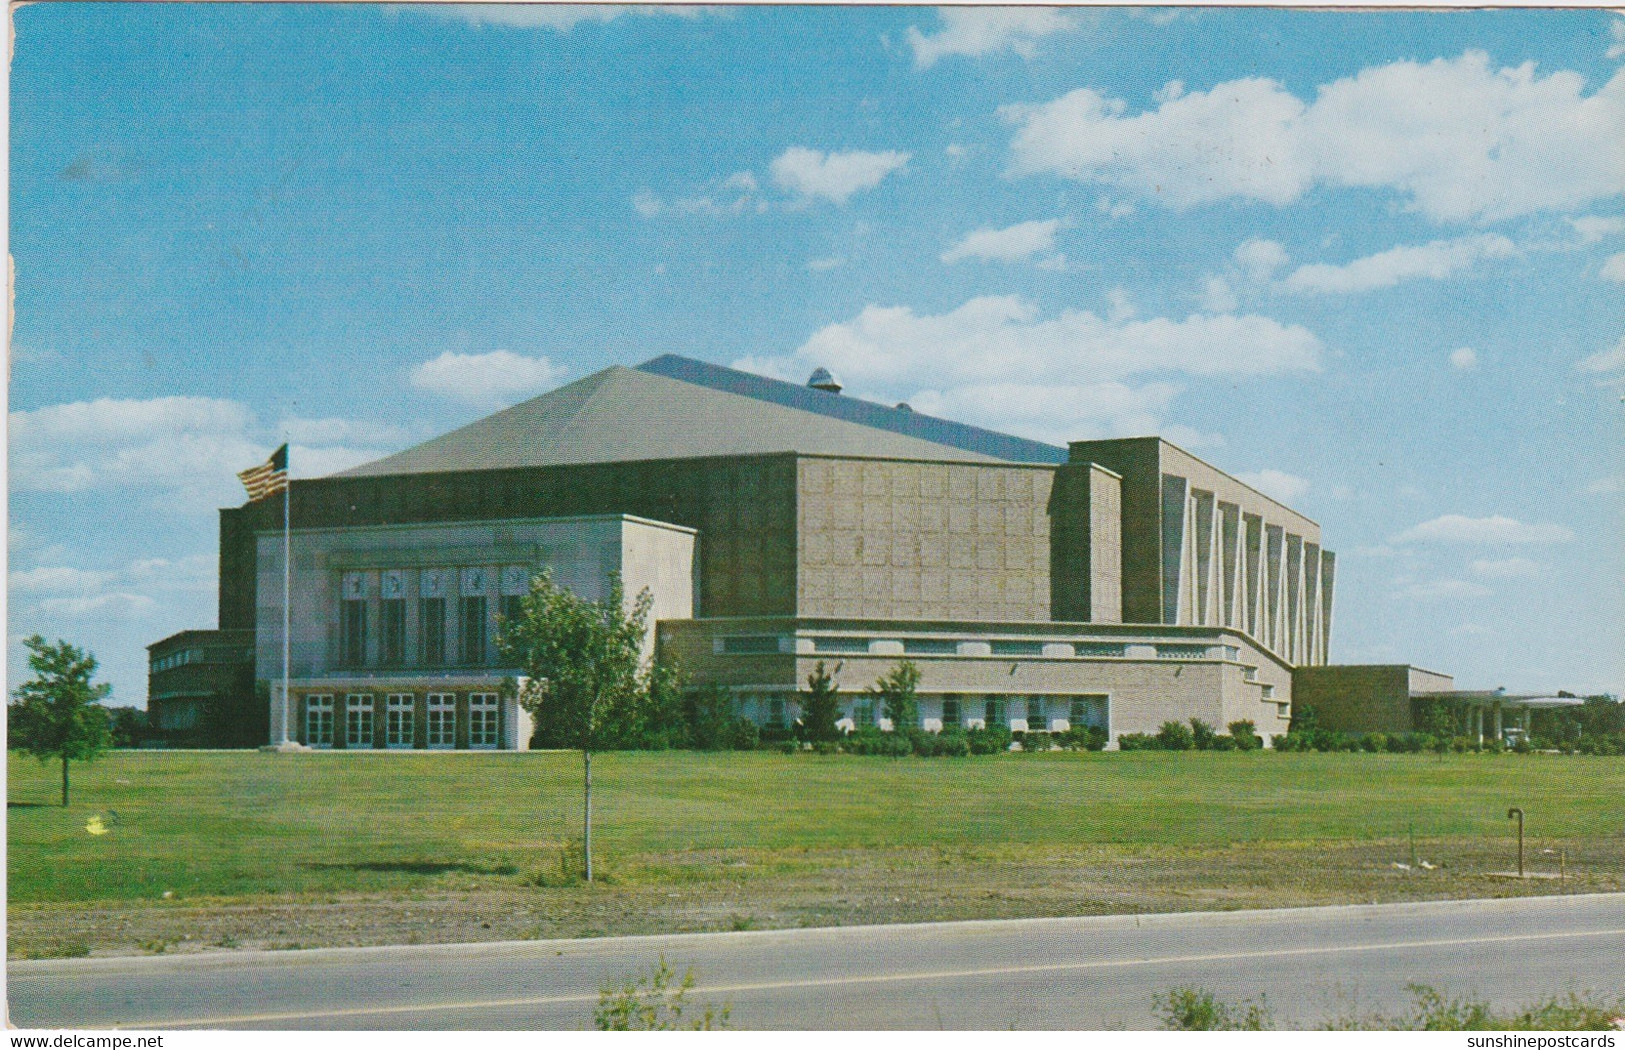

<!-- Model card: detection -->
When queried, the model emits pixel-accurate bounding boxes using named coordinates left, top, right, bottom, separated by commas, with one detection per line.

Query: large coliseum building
left=150, top=354, right=1337, bottom=750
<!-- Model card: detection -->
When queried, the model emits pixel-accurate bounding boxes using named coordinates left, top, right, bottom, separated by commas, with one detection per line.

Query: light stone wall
left=255, top=513, right=695, bottom=682
left=795, top=457, right=1054, bottom=622
left=660, top=617, right=1293, bottom=742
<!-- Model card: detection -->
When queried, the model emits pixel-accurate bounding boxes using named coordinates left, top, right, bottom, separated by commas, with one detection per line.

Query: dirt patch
left=11, top=836, right=1618, bottom=960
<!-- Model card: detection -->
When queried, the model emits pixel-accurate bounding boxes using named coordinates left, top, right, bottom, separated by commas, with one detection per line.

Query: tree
left=870, top=660, right=921, bottom=732
left=10, top=636, right=113, bottom=806
left=801, top=661, right=841, bottom=742
left=498, top=571, right=652, bottom=882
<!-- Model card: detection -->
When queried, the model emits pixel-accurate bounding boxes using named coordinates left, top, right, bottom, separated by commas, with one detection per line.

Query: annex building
left=154, top=354, right=1339, bottom=750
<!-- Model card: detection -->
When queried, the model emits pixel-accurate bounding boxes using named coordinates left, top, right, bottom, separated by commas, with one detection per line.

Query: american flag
left=237, top=444, right=289, bottom=502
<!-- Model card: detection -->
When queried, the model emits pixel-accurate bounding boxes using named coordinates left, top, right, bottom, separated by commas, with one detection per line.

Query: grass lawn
left=8, top=749, right=1623, bottom=957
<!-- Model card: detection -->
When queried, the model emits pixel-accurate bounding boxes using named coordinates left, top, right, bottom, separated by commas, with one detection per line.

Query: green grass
left=9, top=749, right=1623, bottom=906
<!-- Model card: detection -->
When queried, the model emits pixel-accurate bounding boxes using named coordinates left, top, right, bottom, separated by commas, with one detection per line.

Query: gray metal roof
left=638, top=354, right=1068, bottom=464
left=340, top=365, right=1006, bottom=477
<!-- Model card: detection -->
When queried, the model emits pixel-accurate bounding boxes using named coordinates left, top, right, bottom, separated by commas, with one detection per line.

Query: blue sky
left=9, top=4, right=1623, bottom=706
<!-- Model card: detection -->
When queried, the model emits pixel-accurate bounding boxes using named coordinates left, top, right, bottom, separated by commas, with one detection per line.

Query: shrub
left=727, top=720, right=759, bottom=752
left=1060, top=725, right=1108, bottom=751
left=1335, top=733, right=1361, bottom=753
left=1361, top=733, right=1386, bottom=752
left=1153, top=987, right=1272, bottom=1031
left=595, top=956, right=730, bottom=1031
left=811, top=740, right=839, bottom=756
left=1189, top=718, right=1217, bottom=750
left=1512, top=736, right=1532, bottom=754
left=775, top=740, right=799, bottom=755
left=966, top=723, right=1012, bottom=755
left=1228, top=720, right=1259, bottom=751
left=932, top=730, right=971, bottom=758
left=1156, top=720, right=1195, bottom=751
left=1118, top=732, right=1160, bottom=751
left=1270, top=732, right=1299, bottom=752
left=1211, top=734, right=1238, bottom=751
left=1023, top=731, right=1055, bottom=753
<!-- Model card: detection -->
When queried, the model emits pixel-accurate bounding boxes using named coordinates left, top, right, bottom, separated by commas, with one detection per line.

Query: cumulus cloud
left=1234, top=238, right=1290, bottom=282
left=768, top=147, right=910, bottom=205
left=735, top=295, right=1321, bottom=444
left=1470, top=556, right=1543, bottom=579
left=1236, top=469, right=1309, bottom=504
left=941, top=219, right=1061, bottom=264
left=1003, top=53, right=1625, bottom=223
left=907, top=7, right=1087, bottom=68
left=398, top=4, right=715, bottom=31
left=10, top=394, right=404, bottom=506
left=1281, top=234, right=1518, bottom=294
left=409, top=350, right=567, bottom=409
left=1450, top=347, right=1480, bottom=371
left=1392, top=578, right=1493, bottom=601
left=9, top=566, right=116, bottom=593
left=9, top=553, right=218, bottom=623
left=1199, top=276, right=1238, bottom=313
left=1569, top=215, right=1625, bottom=243
left=1601, top=253, right=1625, bottom=282
left=1578, top=336, right=1625, bottom=374
left=1393, top=514, right=1575, bottom=545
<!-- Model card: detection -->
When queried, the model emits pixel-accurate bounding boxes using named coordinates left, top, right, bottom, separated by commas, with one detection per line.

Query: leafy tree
left=800, top=661, right=841, bottom=742
left=869, top=660, right=921, bottom=732
left=498, top=570, right=653, bottom=882
left=107, top=707, right=148, bottom=749
left=10, top=636, right=113, bottom=806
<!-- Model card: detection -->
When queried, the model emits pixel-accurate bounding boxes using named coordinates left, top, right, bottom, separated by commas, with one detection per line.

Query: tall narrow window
left=460, top=567, right=488, bottom=666
left=468, top=693, right=499, bottom=749
left=499, top=565, right=529, bottom=643
left=380, top=571, right=406, bottom=666
left=941, top=696, right=960, bottom=727
left=426, top=693, right=456, bottom=749
left=419, top=597, right=446, bottom=666
left=386, top=693, right=414, bottom=748
left=1026, top=696, right=1046, bottom=731
left=346, top=694, right=374, bottom=748
left=853, top=702, right=875, bottom=729
left=305, top=695, right=334, bottom=747
left=460, top=596, right=488, bottom=665
left=985, top=697, right=1005, bottom=725
left=500, top=594, right=523, bottom=631
left=340, top=573, right=369, bottom=668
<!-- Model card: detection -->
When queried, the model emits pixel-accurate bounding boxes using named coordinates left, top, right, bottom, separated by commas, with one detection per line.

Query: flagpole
left=281, top=460, right=292, bottom=746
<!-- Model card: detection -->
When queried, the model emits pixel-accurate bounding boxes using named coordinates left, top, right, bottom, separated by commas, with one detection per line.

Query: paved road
left=10, top=894, right=1624, bottom=1030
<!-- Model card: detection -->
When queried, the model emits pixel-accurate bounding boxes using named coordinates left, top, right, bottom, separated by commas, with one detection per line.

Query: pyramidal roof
left=339, top=363, right=1010, bottom=478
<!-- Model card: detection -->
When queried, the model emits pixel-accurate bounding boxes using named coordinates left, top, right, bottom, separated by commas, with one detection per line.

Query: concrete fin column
left=1160, top=474, right=1188, bottom=625
left=1244, top=514, right=1263, bottom=640
left=1319, top=550, right=1336, bottom=665
left=1285, top=535, right=1303, bottom=666
left=1303, top=542, right=1321, bottom=667
left=1265, top=525, right=1284, bottom=654
left=1219, top=502, right=1240, bottom=629
left=1192, top=490, right=1215, bottom=626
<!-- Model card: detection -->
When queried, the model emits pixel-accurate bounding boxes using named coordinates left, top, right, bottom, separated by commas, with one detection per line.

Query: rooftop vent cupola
left=806, top=367, right=842, bottom=394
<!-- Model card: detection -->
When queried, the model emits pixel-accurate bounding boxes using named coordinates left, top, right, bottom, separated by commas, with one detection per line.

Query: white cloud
left=1470, top=556, right=1543, bottom=579
left=409, top=350, right=567, bottom=409
left=11, top=394, right=412, bottom=505
left=768, top=147, right=910, bottom=205
left=1578, top=336, right=1625, bottom=374
left=1004, top=52, right=1625, bottom=223
left=1610, top=19, right=1625, bottom=60
left=9, top=566, right=115, bottom=593
left=1569, top=215, right=1625, bottom=243
left=1281, top=234, right=1518, bottom=294
left=1235, top=469, right=1309, bottom=504
left=735, top=295, right=1321, bottom=444
left=941, top=219, right=1061, bottom=264
left=37, top=593, right=157, bottom=617
left=1199, top=276, right=1238, bottom=313
left=1393, top=578, right=1493, bottom=601
left=907, top=7, right=1086, bottom=69
left=398, top=4, right=715, bottom=31
left=1450, top=347, right=1480, bottom=371
left=1394, top=514, right=1575, bottom=545
left=1234, top=238, right=1289, bottom=282
left=806, top=256, right=845, bottom=272
left=1588, top=476, right=1623, bottom=494
left=1601, top=253, right=1625, bottom=282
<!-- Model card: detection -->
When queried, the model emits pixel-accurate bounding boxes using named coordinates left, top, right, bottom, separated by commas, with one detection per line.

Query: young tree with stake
left=10, top=635, right=113, bottom=806
left=498, top=571, right=652, bottom=882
